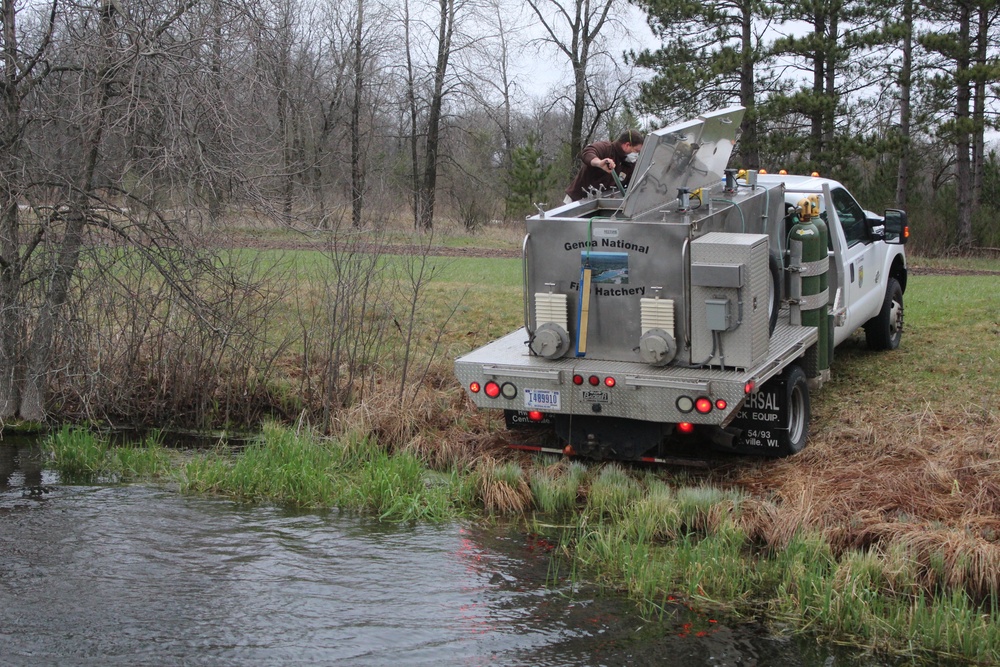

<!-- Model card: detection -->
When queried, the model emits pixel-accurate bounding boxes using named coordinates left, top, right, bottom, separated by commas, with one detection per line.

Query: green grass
left=180, top=424, right=475, bottom=521
left=45, top=426, right=171, bottom=482
left=816, top=273, right=1000, bottom=417
left=908, top=253, right=1000, bottom=274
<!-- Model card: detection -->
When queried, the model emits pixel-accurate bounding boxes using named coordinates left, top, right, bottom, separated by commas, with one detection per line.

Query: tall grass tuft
left=585, top=464, right=642, bottom=521
left=619, top=479, right=680, bottom=543
left=529, top=460, right=587, bottom=514
left=675, top=484, right=744, bottom=534
left=182, top=425, right=339, bottom=506
left=45, top=427, right=172, bottom=482
left=476, top=457, right=531, bottom=514
left=109, top=432, right=173, bottom=479
left=45, top=425, right=107, bottom=479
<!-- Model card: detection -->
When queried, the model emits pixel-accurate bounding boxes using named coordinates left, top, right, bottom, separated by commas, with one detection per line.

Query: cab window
left=831, top=187, right=868, bottom=247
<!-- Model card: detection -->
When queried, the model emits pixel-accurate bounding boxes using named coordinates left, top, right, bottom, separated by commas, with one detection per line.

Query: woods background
left=1, top=0, right=998, bottom=425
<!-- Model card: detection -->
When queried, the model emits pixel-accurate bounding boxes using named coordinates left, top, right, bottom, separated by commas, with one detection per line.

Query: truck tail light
left=527, top=411, right=545, bottom=422
left=677, top=422, right=695, bottom=434
left=573, top=374, right=584, bottom=385
left=695, top=397, right=713, bottom=414
left=604, top=376, right=616, bottom=388
left=484, top=381, right=501, bottom=398
left=470, top=382, right=481, bottom=393
left=744, top=381, right=755, bottom=394
left=715, top=399, right=727, bottom=410
left=588, top=375, right=600, bottom=386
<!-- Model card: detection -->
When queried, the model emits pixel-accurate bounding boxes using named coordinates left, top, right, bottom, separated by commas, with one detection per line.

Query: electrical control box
left=690, top=233, right=771, bottom=368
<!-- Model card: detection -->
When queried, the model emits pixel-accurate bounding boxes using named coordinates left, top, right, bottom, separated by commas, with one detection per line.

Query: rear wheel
left=864, top=277, right=903, bottom=350
left=776, top=365, right=810, bottom=457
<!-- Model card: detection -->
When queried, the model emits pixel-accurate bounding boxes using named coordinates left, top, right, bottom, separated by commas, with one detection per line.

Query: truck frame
left=455, top=107, right=908, bottom=460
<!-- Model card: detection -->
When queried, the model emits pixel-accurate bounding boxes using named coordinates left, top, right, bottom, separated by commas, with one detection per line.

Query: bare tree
left=526, top=0, right=624, bottom=172
left=0, top=0, right=57, bottom=418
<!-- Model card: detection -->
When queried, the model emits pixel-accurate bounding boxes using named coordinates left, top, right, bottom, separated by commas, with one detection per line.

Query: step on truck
left=455, top=107, right=909, bottom=460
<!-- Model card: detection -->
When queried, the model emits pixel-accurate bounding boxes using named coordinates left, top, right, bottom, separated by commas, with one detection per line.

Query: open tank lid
left=621, top=106, right=745, bottom=219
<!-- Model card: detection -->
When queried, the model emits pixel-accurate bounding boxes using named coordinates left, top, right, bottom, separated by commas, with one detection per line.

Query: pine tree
left=629, top=0, right=779, bottom=168
left=506, top=135, right=556, bottom=218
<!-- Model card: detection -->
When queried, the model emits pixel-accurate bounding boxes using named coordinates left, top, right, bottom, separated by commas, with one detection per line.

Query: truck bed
left=455, top=312, right=818, bottom=426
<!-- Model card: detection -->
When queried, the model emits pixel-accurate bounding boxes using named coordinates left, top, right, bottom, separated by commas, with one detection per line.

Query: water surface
left=0, top=442, right=903, bottom=666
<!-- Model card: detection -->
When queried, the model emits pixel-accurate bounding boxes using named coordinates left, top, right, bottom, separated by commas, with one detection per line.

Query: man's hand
left=591, top=157, right=615, bottom=173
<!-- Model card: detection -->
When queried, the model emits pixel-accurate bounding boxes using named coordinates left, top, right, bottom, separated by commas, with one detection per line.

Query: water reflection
left=0, top=443, right=907, bottom=666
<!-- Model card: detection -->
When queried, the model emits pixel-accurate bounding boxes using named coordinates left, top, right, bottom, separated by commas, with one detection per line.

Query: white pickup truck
left=455, top=107, right=908, bottom=460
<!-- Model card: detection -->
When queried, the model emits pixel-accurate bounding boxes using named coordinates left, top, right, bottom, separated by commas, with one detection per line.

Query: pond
left=0, top=441, right=903, bottom=666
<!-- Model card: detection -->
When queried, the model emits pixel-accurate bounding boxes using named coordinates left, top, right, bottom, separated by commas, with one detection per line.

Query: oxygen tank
left=788, top=198, right=825, bottom=378
left=808, top=200, right=832, bottom=374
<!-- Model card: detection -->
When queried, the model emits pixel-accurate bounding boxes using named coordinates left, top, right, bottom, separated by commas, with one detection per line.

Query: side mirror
left=866, top=218, right=885, bottom=241
left=882, top=209, right=909, bottom=245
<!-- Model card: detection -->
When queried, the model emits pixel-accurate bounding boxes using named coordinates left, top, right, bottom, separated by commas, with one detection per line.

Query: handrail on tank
left=681, top=236, right=691, bottom=349
left=522, top=233, right=532, bottom=335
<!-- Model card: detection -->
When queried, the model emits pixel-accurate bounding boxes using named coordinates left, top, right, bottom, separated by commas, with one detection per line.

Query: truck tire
left=863, top=277, right=903, bottom=350
left=776, top=364, right=810, bottom=456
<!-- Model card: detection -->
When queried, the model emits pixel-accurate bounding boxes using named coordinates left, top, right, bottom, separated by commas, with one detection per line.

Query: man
left=564, top=129, right=645, bottom=203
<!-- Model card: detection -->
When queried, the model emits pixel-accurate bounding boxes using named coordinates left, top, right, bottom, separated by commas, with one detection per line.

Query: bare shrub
left=47, top=238, right=294, bottom=429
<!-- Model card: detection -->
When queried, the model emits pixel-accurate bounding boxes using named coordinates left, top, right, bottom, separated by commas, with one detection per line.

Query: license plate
left=581, top=389, right=610, bottom=403
left=524, top=388, right=561, bottom=410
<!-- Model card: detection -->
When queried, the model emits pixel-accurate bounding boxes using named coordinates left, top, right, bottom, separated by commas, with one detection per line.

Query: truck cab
left=762, top=174, right=908, bottom=350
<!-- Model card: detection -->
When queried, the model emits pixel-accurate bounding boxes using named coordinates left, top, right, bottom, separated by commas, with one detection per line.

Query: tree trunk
left=418, top=0, right=454, bottom=231
left=0, top=0, right=19, bottom=417
left=809, top=6, right=825, bottom=161
left=351, top=0, right=365, bottom=228
left=738, top=2, right=759, bottom=168
left=955, top=4, right=973, bottom=252
left=0, top=197, right=20, bottom=419
left=895, top=0, right=912, bottom=209
left=403, top=0, right=421, bottom=230
left=971, top=3, right=988, bottom=215
left=20, top=2, right=113, bottom=421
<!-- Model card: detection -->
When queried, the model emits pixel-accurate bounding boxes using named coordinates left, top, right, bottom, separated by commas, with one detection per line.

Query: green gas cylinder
left=788, top=204, right=825, bottom=378
left=811, top=212, right=832, bottom=374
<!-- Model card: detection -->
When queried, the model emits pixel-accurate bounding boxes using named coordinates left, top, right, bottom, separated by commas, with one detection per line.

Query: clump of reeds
left=182, top=424, right=339, bottom=505
left=585, top=463, right=642, bottom=521
left=529, top=459, right=587, bottom=514
left=45, top=425, right=107, bottom=478
left=617, top=478, right=680, bottom=543
left=45, top=426, right=170, bottom=481
left=475, top=456, right=531, bottom=514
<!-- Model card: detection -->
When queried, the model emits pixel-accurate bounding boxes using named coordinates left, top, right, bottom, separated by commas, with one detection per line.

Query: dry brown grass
left=726, top=401, right=1000, bottom=599
left=476, top=455, right=533, bottom=514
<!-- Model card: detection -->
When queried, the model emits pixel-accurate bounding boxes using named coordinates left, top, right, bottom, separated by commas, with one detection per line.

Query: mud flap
left=717, top=374, right=793, bottom=456
left=504, top=410, right=555, bottom=430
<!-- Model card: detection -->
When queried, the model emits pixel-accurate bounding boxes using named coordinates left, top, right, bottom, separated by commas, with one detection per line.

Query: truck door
left=829, top=187, right=885, bottom=340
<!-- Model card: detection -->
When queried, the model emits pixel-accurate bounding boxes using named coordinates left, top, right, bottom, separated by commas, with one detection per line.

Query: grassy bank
left=38, top=254, right=1000, bottom=665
